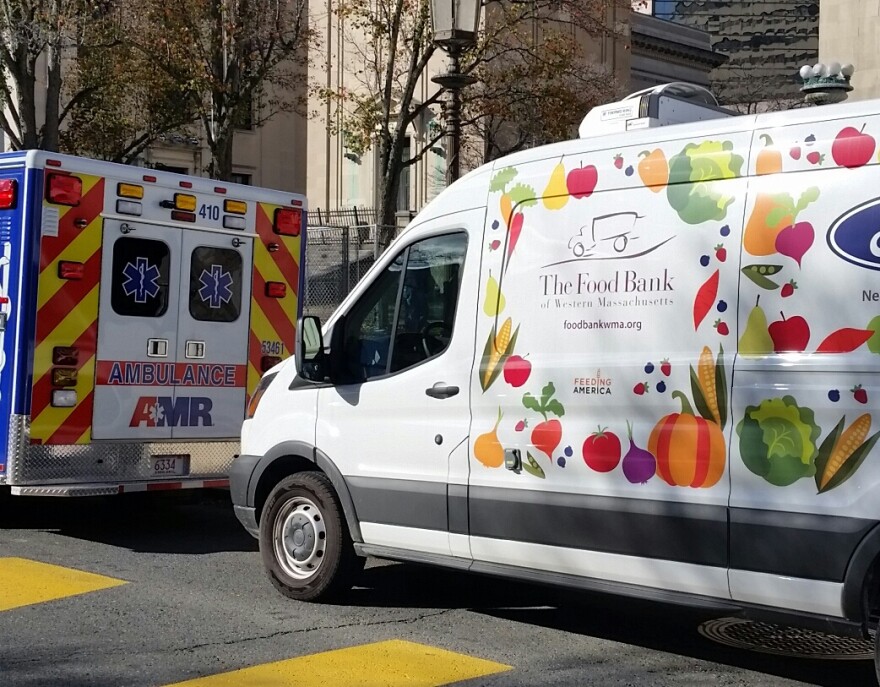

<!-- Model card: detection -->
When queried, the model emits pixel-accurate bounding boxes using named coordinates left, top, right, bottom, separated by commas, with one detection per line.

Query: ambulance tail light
left=51, top=390, right=77, bottom=407
left=265, top=282, right=286, bottom=298
left=46, top=173, right=83, bottom=206
left=58, top=261, right=84, bottom=280
left=224, top=199, right=247, bottom=214
left=246, top=372, right=277, bottom=419
left=223, top=215, right=246, bottom=230
left=0, top=179, right=18, bottom=209
left=261, top=355, right=281, bottom=371
left=116, top=200, right=143, bottom=216
left=273, top=208, right=302, bottom=236
left=52, top=368, right=78, bottom=387
left=53, top=346, right=79, bottom=365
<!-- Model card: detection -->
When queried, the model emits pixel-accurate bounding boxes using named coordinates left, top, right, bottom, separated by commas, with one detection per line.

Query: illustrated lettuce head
left=736, top=396, right=821, bottom=486
left=666, top=141, right=744, bottom=225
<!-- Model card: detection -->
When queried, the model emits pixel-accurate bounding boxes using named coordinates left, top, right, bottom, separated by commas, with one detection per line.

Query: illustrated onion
left=622, top=420, right=656, bottom=484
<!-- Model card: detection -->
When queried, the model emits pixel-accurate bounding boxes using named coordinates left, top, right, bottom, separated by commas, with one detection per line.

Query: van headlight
left=246, top=372, right=277, bottom=419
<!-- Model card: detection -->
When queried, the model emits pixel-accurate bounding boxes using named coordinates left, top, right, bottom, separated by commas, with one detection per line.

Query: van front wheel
left=259, top=471, right=360, bottom=602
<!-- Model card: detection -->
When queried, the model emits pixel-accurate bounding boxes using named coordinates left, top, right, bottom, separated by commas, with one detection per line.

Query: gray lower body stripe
left=469, top=485, right=728, bottom=568
left=345, top=477, right=877, bottom=581
left=729, top=507, right=875, bottom=582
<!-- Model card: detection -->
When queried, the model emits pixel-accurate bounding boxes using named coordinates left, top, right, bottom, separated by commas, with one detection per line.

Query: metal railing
left=303, top=216, right=396, bottom=321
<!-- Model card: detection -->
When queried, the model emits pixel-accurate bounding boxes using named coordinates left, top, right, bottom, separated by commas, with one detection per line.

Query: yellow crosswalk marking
left=0, top=557, right=127, bottom=611
left=164, top=639, right=512, bottom=687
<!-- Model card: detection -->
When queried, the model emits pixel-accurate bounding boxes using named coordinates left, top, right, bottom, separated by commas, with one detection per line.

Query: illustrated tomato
left=582, top=427, right=622, bottom=473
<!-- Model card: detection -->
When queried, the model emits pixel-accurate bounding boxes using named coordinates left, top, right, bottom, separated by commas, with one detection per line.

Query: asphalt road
left=0, top=490, right=876, bottom=687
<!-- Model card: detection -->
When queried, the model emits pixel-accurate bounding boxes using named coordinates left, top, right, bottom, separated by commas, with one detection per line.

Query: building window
left=230, top=173, right=252, bottom=186
left=397, top=137, right=411, bottom=212
left=154, top=163, right=188, bottom=175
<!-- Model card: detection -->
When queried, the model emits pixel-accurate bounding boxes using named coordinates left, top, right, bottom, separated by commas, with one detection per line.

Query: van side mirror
left=295, top=315, right=324, bottom=381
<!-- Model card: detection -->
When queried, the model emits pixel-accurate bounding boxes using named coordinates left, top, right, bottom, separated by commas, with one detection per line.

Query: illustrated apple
left=768, top=313, right=810, bottom=353
left=566, top=165, right=598, bottom=199
left=832, top=125, right=876, bottom=169
left=503, top=355, right=531, bottom=387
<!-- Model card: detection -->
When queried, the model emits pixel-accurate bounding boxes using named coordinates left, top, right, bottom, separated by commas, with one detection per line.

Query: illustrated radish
left=622, top=421, right=656, bottom=484
left=775, top=222, right=814, bottom=267
left=522, top=382, right=565, bottom=459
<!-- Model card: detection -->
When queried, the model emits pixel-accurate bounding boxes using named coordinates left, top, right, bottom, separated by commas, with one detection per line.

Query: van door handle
left=426, top=383, right=459, bottom=399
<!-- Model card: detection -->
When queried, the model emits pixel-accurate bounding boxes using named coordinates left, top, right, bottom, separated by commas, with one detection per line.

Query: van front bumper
left=230, top=453, right=261, bottom=538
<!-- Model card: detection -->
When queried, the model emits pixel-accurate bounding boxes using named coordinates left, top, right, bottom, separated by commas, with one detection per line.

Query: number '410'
left=199, top=204, right=220, bottom=221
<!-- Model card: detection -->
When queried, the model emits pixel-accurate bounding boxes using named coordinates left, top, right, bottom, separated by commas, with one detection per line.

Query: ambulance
left=0, top=151, right=304, bottom=496
left=232, top=83, right=880, bottom=673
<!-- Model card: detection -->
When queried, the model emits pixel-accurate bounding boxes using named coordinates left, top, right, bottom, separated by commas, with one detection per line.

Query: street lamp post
left=799, top=62, right=855, bottom=106
left=430, top=0, right=480, bottom=186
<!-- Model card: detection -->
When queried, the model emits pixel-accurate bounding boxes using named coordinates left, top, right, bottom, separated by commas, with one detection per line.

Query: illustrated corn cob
left=820, top=413, right=871, bottom=490
left=482, top=317, right=512, bottom=388
left=697, top=346, right=720, bottom=424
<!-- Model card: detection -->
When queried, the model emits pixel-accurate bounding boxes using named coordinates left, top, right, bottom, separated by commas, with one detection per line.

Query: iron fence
left=303, top=208, right=396, bottom=320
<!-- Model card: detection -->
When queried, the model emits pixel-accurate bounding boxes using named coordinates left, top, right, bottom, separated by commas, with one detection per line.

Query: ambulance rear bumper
left=11, top=477, right=229, bottom=497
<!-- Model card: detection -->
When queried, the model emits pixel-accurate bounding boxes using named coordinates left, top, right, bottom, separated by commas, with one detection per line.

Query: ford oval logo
left=828, top=198, right=880, bottom=271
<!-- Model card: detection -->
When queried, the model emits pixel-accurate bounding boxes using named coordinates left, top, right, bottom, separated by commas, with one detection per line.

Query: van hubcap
left=273, top=496, right=326, bottom=580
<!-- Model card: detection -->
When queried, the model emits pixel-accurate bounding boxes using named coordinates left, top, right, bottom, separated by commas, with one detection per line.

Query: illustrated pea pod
left=741, top=264, right=783, bottom=290
left=523, top=452, right=546, bottom=479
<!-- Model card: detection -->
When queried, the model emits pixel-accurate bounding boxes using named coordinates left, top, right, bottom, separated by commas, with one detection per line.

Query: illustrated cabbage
left=736, top=396, right=821, bottom=487
left=666, top=141, right=744, bottom=225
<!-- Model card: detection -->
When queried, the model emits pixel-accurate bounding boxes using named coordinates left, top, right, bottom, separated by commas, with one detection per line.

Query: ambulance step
left=11, top=478, right=229, bottom=497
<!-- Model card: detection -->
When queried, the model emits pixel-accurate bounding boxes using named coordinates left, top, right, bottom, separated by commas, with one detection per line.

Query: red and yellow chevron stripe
left=248, top=203, right=301, bottom=398
left=30, top=173, right=105, bottom=444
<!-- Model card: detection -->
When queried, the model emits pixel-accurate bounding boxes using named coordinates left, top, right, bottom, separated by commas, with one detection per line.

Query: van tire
left=875, top=623, right=880, bottom=683
left=259, top=471, right=361, bottom=602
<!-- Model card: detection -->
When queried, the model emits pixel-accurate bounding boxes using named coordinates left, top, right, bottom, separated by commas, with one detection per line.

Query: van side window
left=340, top=232, right=467, bottom=382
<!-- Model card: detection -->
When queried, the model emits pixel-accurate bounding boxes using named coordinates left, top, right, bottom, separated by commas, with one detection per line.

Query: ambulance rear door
left=93, top=218, right=181, bottom=440
left=173, top=228, right=252, bottom=440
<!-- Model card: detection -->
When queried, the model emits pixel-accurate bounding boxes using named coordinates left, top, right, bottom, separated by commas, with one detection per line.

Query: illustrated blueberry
left=557, top=456, right=566, bottom=468
left=625, top=165, right=634, bottom=176
left=644, top=362, right=654, bottom=373
left=717, top=300, right=728, bottom=313
left=700, top=255, right=710, bottom=267
left=564, top=445, right=573, bottom=457
left=720, top=225, right=730, bottom=237
left=828, top=389, right=840, bottom=402
left=656, top=381, right=667, bottom=393
left=491, top=220, right=499, bottom=230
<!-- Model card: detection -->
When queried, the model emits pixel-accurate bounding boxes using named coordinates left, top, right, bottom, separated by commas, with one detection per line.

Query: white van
left=231, top=84, right=880, bottom=672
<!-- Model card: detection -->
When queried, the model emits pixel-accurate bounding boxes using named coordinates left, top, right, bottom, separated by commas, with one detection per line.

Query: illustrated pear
left=739, top=297, right=774, bottom=356
left=483, top=272, right=506, bottom=316
left=543, top=161, right=569, bottom=210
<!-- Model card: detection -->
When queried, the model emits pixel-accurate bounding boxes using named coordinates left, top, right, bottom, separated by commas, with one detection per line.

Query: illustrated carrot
left=820, top=414, right=872, bottom=489
left=816, top=328, right=874, bottom=353
left=693, top=269, right=720, bottom=330
left=500, top=194, right=513, bottom=227
left=756, top=134, right=783, bottom=176
left=698, top=346, right=720, bottom=424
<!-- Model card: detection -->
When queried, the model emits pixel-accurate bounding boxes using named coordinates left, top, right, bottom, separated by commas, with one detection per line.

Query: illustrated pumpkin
left=648, top=412, right=726, bottom=488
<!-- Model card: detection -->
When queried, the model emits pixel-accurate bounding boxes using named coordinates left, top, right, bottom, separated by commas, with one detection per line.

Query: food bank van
left=231, top=83, right=880, bottom=670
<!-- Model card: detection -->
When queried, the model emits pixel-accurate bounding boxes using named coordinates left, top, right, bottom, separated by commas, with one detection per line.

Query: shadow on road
left=348, top=562, right=877, bottom=687
left=0, top=489, right=257, bottom=555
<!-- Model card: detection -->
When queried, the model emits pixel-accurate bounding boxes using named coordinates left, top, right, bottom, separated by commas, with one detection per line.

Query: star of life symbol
left=122, top=257, right=161, bottom=304
left=149, top=402, right=164, bottom=423
left=198, top=264, right=234, bottom=309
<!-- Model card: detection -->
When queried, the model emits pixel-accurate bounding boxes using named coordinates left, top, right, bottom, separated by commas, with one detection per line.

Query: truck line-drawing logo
left=122, top=257, right=161, bottom=303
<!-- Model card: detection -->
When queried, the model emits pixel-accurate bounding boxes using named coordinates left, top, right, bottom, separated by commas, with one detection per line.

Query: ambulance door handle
left=231, top=238, right=244, bottom=248
left=120, top=222, right=135, bottom=234
left=425, top=383, right=459, bottom=399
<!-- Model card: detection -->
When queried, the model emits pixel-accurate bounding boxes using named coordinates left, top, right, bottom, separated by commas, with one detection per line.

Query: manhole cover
left=698, top=617, right=873, bottom=660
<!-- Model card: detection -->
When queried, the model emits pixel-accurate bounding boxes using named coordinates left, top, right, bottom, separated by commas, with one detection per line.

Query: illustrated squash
left=638, top=149, right=669, bottom=192
left=648, top=408, right=726, bottom=488
left=755, top=134, right=783, bottom=176
left=743, top=193, right=793, bottom=257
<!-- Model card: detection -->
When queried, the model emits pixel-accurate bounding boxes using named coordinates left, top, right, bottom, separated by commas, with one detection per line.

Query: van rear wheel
left=259, top=471, right=361, bottom=602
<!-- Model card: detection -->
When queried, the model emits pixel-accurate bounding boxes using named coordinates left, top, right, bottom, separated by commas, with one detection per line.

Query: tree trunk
left=15, top=53, right=39, bottom=150
left=42, top=44, right=62, bottom=151
left=209, top=126, right=234, bottom=181
left=376, top=134, right=403, bottom=249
